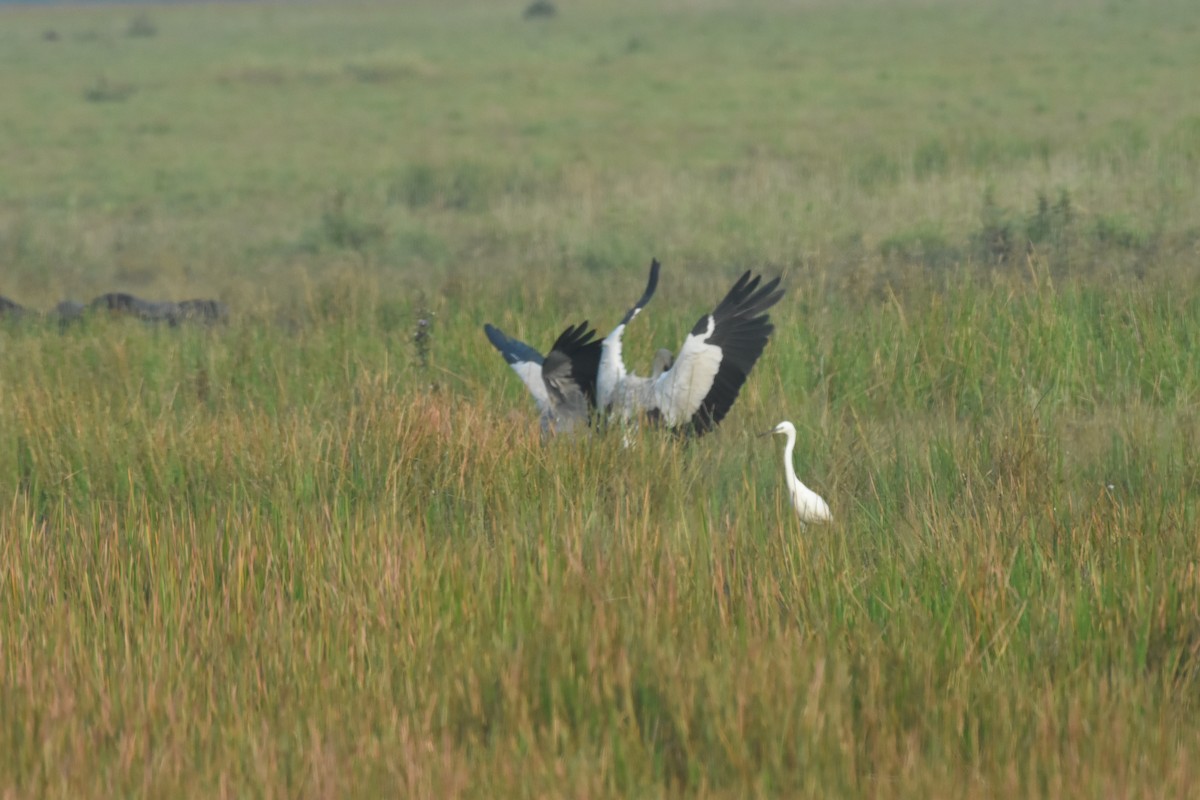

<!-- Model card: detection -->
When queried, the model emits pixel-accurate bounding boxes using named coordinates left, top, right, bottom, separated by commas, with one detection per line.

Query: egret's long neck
left=782, top=429, right=798, bottom=489
left=597, top=324, right=628, bottom=409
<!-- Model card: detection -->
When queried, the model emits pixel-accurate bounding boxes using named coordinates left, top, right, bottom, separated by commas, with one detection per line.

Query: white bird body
left=609, top=336, right=722, bottom=428
left=765, top=421, right=832, bottom=524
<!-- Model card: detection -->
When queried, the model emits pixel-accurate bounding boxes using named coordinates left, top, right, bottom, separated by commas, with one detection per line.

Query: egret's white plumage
left=763, top=421, right=832, bottom=524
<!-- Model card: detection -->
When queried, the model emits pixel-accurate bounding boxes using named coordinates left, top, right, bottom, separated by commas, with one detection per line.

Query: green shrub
left=880, top=224, right=960, bottom=269
left=913, top=138, right=950, bottom=179
left=126, top=12, right=157, bottom=38
left=83, top=75, right=136, bottom=103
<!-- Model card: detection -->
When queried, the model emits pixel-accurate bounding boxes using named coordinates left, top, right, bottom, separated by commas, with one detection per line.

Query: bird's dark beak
left=757, top=430, right=773, bottom=438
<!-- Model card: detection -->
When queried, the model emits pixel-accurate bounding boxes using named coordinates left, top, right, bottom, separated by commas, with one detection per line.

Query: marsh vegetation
left=1, top=0, right=1199, bottom=795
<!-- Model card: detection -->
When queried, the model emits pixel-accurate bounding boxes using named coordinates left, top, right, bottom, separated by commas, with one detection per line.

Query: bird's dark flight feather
left=544, top=320, right=602, bottom=410
left=484, top=323, right=545, bottom=366
left=688, top=271, right=784, bottom=434
left=618, top=258, right=660, bottom=326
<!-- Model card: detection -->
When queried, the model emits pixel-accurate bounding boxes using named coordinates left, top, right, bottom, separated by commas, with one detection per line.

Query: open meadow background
left=2, top=0, right=1200, bottom=796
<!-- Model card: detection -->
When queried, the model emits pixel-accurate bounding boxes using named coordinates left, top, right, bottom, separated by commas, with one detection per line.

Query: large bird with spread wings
left=594, top=261, right=784, bottom=435
left=485, top=258, right=782, bottom=437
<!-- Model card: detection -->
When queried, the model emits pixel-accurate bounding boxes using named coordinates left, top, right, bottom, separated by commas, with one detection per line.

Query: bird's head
left=651, top=348, right=674, bottom=378
left=758, top=420, right=795, bottom=438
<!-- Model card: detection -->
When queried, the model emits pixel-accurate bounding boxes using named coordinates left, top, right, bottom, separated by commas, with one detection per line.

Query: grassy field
left=2, top=0, right=1200, bottom=796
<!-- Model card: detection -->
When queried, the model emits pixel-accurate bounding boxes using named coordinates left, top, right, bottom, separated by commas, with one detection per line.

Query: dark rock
left=52, top=300, right=85, bottom=320
left=51, top=300, right=86, bottom=329
left=89, top=293, right=228, bottom=326
left=0, top=296, right=30, bottom=318
left=1, top=293, right=228, bottom=327
left=523, top=0, right=557, bottom=19
left=89, top=293, right=179, bottom=323
left=176, top=298, right=230, bottom=324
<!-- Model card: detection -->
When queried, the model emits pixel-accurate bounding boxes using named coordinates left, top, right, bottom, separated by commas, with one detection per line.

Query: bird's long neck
left=597, top=324, right=628, bottom=409
left=782, top=428, right=798, bottom=490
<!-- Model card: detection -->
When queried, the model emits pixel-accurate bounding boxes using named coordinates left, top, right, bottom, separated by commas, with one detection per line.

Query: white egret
left=761, top=421, right=832, bottom=523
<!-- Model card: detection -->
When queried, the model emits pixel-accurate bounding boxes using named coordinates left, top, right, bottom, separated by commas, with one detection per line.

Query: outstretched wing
left=542, top=321, right=603, bottom=432
left=597, top=258, right=660, bottom=409
left=484, top=323, right=550, bottom=414
left=653, top=271, right=784, bottom=434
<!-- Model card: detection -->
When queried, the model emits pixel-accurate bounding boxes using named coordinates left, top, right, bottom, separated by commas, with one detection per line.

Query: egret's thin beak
left=757, top=430, right=773, bottom=438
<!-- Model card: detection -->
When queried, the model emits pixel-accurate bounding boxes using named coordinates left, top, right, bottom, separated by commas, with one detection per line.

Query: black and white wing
left=597, top=258, right=660, bottom=409
left=653, top=271, right=784, bottom=434
left=541, top=321, right=603, bottom=433
left=484, top=323, right=550, bottom=414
